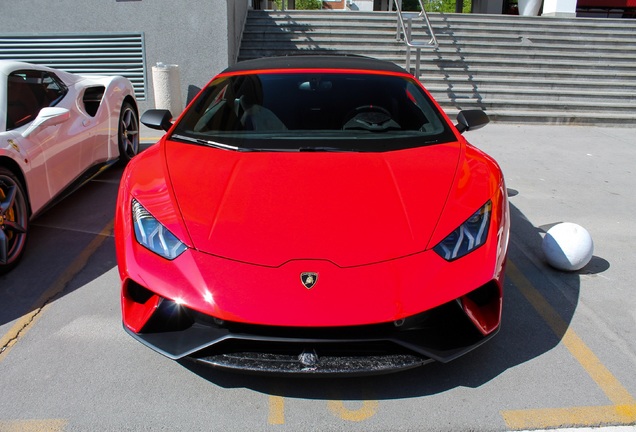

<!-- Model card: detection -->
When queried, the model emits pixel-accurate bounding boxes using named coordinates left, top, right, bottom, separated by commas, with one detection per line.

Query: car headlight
left=433, top=200, right=492, bottom=261
left=132, top=199, right=187, bottom=260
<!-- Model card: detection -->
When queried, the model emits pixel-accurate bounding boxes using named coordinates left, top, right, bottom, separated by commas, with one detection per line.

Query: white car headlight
left=434, top=201, right=492, bottom=261
left=132, top=199, right=187, bottom=260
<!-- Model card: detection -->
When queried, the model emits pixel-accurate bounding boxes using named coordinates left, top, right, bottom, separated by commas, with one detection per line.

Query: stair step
left=437, top=97, right=635, bottom=110
left=242, top=33, right=636, bottom=50
left=428, top=88, right=635, bottom=102
left=239, top=10, right=636, bottom=126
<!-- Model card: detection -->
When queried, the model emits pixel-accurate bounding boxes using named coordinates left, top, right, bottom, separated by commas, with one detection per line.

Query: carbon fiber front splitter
left=191, top=351, right=433, bottom=376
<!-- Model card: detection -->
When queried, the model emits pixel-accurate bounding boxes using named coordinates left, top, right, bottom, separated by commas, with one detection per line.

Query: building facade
left=0, top=0, right=632, bottom=115
left=0, top=0, right=249, bottom=114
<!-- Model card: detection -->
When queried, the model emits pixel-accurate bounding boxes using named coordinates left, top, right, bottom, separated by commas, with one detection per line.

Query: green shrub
left=427, top=0, right=472, bottom=13
left=402, top=0, right=472, bottom=13
left=296, top=0, right=323, bottom=9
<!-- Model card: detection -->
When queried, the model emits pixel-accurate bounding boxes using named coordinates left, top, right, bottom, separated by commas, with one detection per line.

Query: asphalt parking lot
left=0, top=123, right=634, bottom=431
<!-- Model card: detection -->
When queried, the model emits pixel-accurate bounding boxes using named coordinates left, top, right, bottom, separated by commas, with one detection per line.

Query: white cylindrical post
left=542, top=0, right=577, bottom=17
left=152, top=63, right=183, bottom=117
left=518, top=0, right=542, bottom=15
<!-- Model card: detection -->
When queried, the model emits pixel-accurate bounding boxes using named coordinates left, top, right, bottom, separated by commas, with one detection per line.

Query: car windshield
left=171, top=71, right=457, bottom=152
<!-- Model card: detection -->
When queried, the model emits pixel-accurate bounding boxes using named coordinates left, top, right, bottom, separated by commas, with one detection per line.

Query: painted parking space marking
left=327, top=400, right=379, bottom=421
left=268, top=395, right=285, bottom=425
left=0, top=419, right=67, bottom=431
left=502, top=261, right=636, bottom=430
left=267, top=396, right=378, bottom=425
left=504, top=405, right=636, bottom=430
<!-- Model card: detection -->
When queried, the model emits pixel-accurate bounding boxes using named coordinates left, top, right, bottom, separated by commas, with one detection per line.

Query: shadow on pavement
left=0, top=142, right=159, bottom=330
left=0, top=166, right=124, bottom=330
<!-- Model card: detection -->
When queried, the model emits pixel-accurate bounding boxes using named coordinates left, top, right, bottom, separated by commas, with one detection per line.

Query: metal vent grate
left=0, top=32, right=146, bottom=100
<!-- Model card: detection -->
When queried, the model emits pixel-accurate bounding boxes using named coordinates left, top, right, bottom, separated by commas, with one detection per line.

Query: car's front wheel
left=118, top=101, right=140, bottom=164
left=0, top=167, right=29, bottom=274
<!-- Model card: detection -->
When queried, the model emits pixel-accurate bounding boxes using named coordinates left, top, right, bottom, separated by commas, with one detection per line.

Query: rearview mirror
left=21, top=107, right=71, bottom=138
left=455, top=110, right=489, bottom=134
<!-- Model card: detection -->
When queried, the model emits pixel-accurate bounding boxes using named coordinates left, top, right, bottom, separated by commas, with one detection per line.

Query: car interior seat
left=6, top=79, right=41, bottom=130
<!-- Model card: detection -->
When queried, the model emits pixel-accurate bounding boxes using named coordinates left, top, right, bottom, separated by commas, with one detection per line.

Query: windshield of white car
left=171, top=72, right=457, bottom=152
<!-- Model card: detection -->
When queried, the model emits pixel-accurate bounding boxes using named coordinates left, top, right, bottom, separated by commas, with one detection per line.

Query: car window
left=172, top=72, right=456, bottom=152
left=6, top=70, right=68, bottom=130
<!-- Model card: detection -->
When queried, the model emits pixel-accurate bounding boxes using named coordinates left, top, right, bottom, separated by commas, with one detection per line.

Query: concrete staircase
left=239, top=10, right=636, bottom=126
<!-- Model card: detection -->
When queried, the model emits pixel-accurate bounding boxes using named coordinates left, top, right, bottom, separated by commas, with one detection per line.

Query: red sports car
left=115, top=55, right=509, bottom=375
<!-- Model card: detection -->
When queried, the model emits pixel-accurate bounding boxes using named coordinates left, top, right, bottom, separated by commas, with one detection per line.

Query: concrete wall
left=228, top=0, right=250, bottom=65
left=0, top=0, right=248, bottom=114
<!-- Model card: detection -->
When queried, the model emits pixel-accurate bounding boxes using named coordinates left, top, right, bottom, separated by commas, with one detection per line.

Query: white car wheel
left=118, top=102, right=140, bottom=163
left=0, top=167, right=29, bottom=273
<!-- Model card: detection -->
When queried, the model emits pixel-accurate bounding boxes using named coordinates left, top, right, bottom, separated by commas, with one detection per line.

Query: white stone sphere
left=542, top=222, right=594, bottom=271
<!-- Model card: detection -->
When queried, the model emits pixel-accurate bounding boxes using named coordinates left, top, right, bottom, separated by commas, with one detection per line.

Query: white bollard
left=152, top=63, right=183, bottom=117
left=542, top=222, right=594, bottom=271
left=518, top=0, right=542, bottom=15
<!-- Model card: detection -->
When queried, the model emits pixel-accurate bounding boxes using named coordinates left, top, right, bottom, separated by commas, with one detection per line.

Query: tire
left=118, top=101, right=140, bottom=164
left=0, top=167, right=29, bottom=274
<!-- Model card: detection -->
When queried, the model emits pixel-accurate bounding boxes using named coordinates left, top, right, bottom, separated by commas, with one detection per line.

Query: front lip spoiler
left=123, top=320, right=499, bottom=376
left=190, top=352, right=434, bottom=377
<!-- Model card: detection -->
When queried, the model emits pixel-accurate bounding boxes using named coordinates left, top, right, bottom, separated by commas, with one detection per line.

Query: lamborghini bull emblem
left=300, top=272, right=318, bottom=290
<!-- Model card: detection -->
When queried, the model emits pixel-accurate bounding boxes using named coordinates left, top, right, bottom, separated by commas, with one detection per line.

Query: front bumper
left=124, top=280, right=500, bottom=376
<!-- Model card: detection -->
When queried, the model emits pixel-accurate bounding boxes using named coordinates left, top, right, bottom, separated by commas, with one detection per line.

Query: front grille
left=187, top=299, right=484, bottom=355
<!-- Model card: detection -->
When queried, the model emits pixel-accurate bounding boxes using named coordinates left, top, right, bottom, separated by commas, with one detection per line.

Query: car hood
left=165, top=139, right=461, bottom=267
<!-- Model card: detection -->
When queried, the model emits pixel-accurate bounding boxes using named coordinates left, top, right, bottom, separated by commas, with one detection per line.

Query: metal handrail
left=393, top=0, right=439, bottom=78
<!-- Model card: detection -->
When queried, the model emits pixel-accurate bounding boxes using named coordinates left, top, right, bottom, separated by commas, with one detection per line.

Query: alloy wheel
left=0, top=170, right=28, bottom=271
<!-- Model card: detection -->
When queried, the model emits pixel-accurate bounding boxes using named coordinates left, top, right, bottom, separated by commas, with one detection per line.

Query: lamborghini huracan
left=1, top=61, right=139, bottom=273
left=115, top=55, right=509, bottom=375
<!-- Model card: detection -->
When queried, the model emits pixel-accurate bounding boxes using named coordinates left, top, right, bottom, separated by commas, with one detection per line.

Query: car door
left=5, top=69, right=81, bottom=210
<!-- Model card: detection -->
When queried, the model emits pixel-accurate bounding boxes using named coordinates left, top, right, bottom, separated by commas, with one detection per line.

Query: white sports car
left=0, top=61, right=139, bottom=272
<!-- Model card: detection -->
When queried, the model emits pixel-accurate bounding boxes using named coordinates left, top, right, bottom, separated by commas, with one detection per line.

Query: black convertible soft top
left=222, top=54, right=409, bottom=74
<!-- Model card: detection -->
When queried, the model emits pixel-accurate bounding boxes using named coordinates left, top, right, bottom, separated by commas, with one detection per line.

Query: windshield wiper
left=171, top=135, right=363, bottom=153
left=171, top=134, right=253, bottom=151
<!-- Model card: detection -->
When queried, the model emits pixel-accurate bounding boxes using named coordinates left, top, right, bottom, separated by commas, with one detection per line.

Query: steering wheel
left=342, top=105, right=395, bottom=131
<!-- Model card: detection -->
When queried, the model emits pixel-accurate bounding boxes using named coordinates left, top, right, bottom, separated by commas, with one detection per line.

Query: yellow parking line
left=0, top=221, right=113, bottom=363
left=268, top=396, right=285, bottom=425
left=563, top=328, right=636, bottom=406
left=0, top=419, right=67, bottom=431
left=327, top=400, right=379, bottom=422
left=501, top=261, right=636, bottom=429
left=502, top=404, right=636, bottom=430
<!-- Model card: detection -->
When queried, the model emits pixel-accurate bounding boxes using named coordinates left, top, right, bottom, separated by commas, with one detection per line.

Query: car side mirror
left=455, top=110, right=489, bottom=134
left=21, top=107, right=71, bottom=138
left=141, top=109, right=173, bottom=132
left=186, top=85, right=202, bottom=106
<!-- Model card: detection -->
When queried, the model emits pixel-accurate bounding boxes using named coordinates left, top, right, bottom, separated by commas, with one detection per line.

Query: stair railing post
left=406, top=17, right=413, bottom=74
left=394, top=0, right=438, bottom=78
left=395, top=0, right=403, bottom=40
left=415, top=48, right=421, bottom=78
